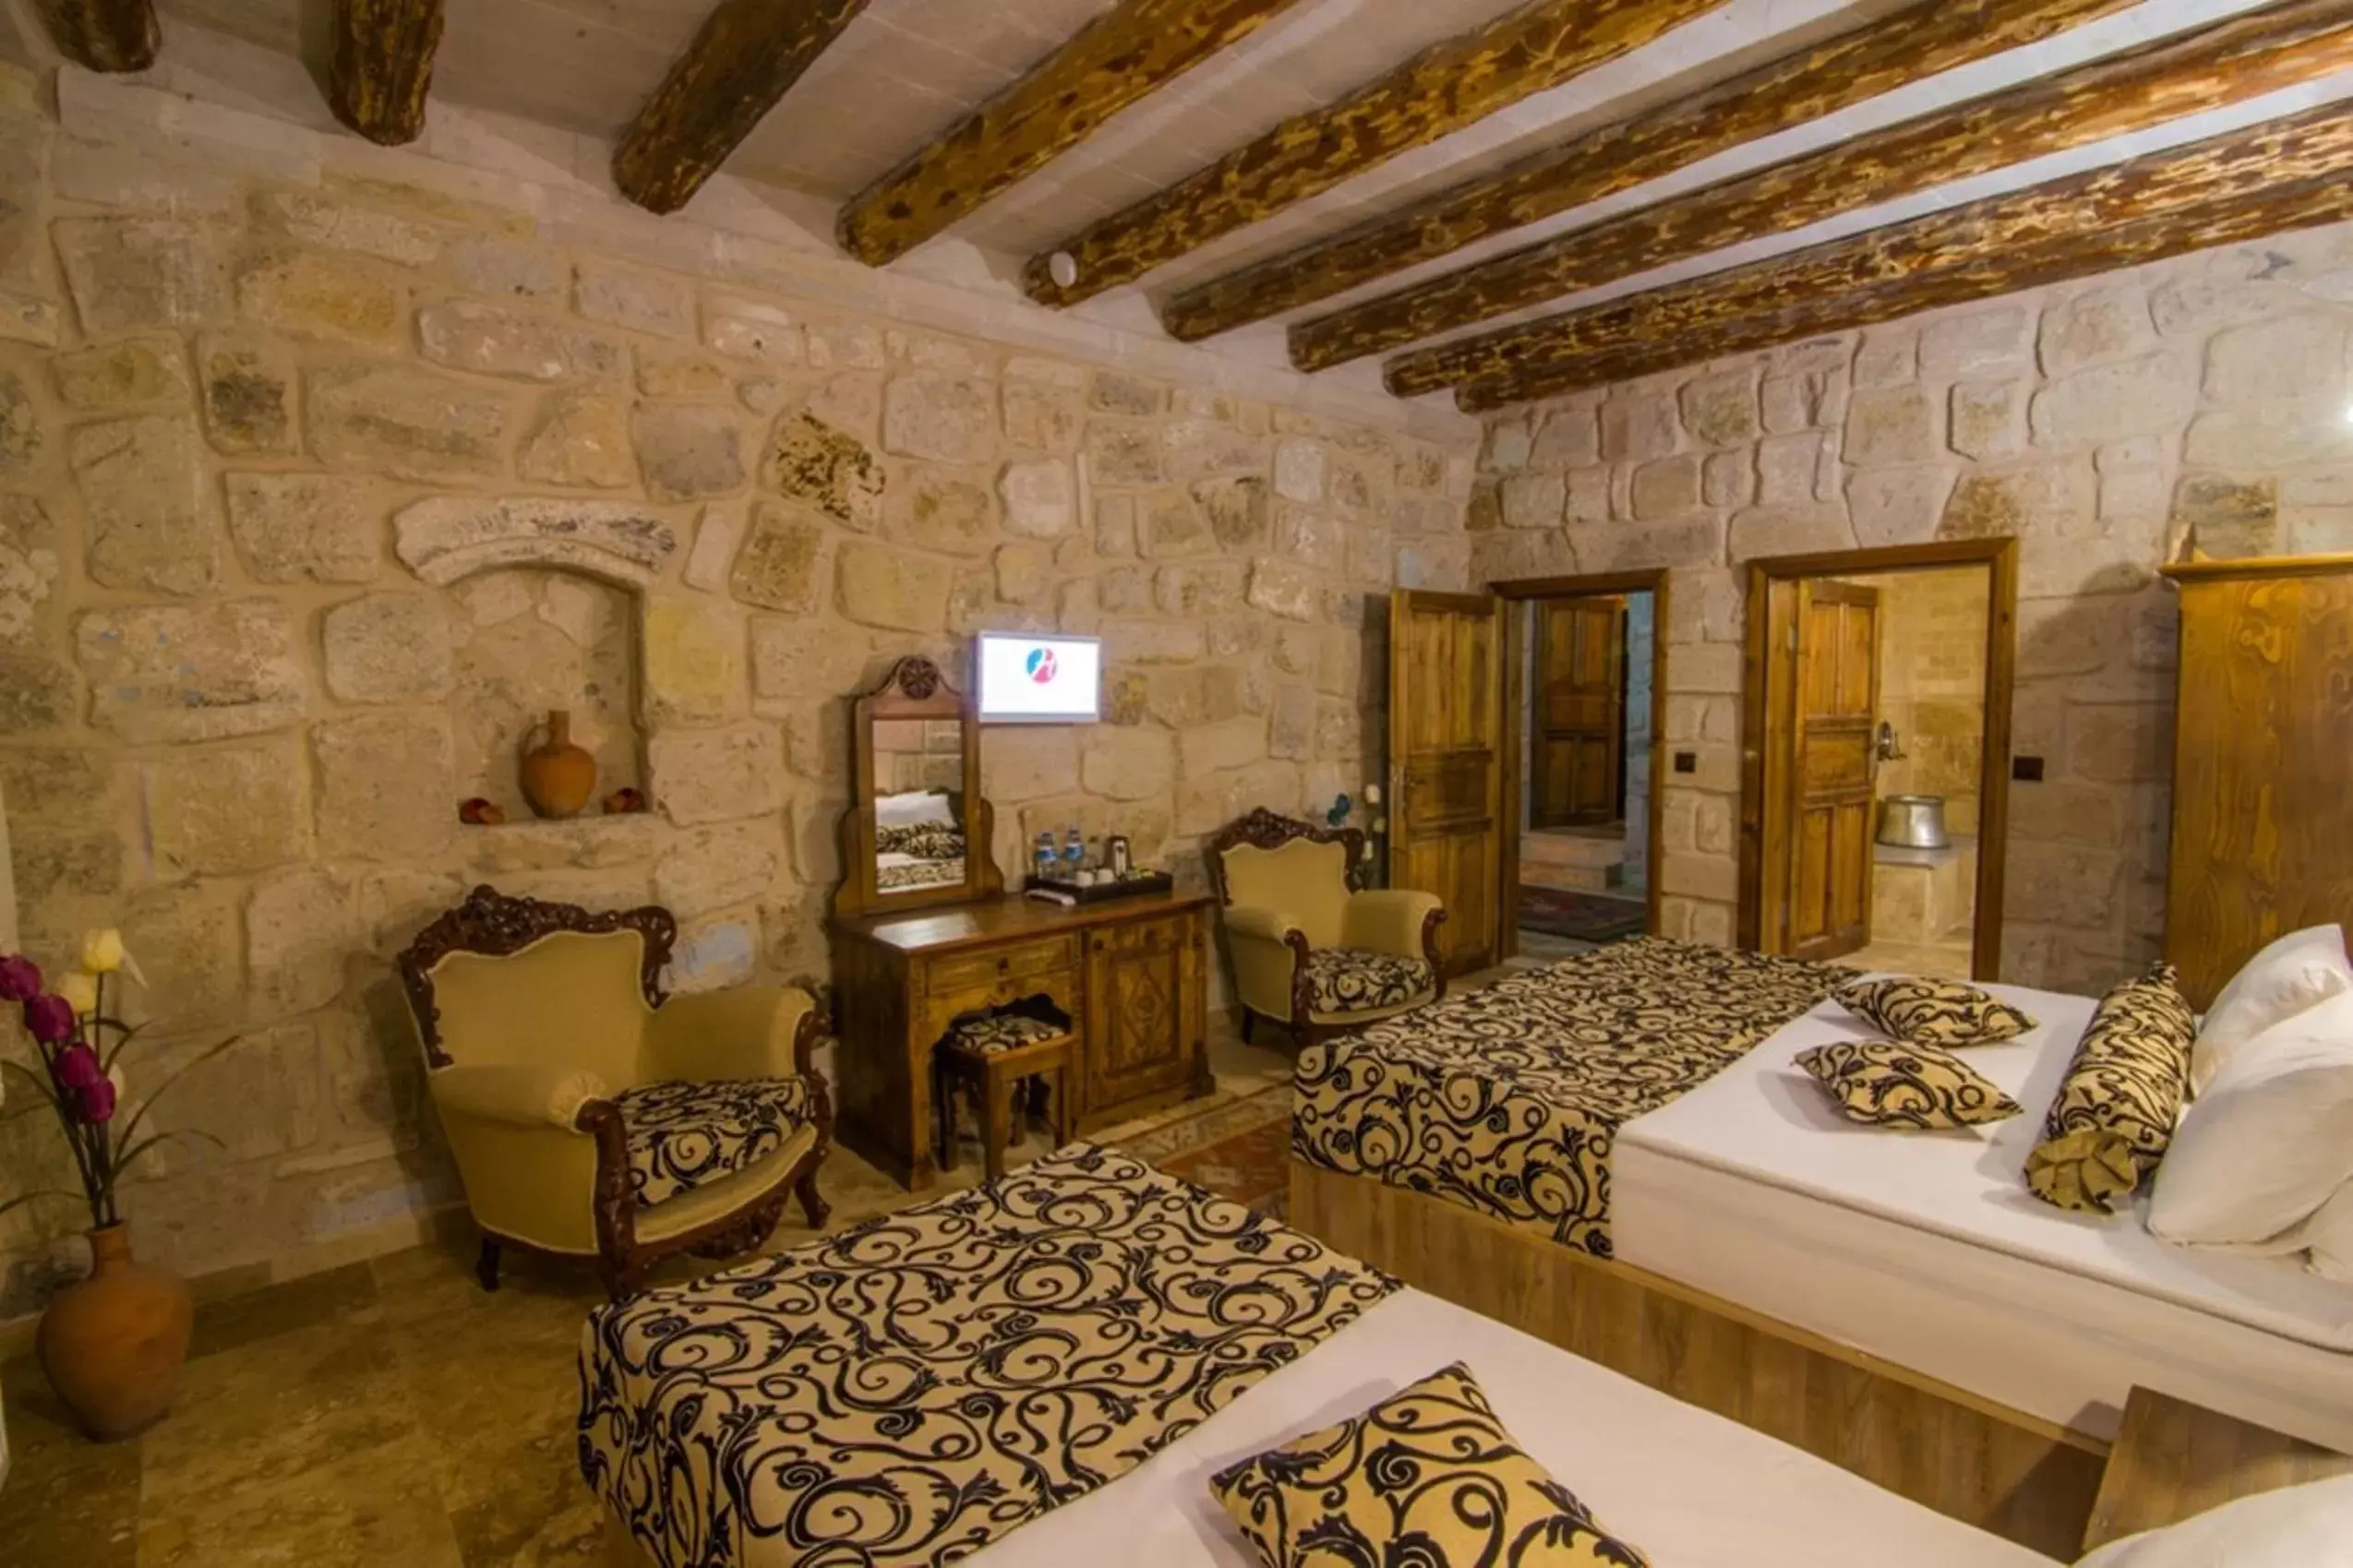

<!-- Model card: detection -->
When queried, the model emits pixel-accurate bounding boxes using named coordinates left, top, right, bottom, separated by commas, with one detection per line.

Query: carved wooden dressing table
left=826, top=657, right=1213, bottom=1190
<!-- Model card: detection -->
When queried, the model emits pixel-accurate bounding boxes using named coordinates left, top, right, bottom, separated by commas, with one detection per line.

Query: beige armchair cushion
left=613, top=1078, right=819, bottom=1206
left=429, top=930, right=650, bottom=1086
left=1219, top=838, right=1352, bottom=949
left=1303, top=949, right=1436, bottom=1015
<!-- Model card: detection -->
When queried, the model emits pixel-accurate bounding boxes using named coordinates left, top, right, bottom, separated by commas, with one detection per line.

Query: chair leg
left=981, top=1071, right=1014, bottom=1184
left=795, top=1169, right=831, bottom=1229
left=1241, top=1010, right=1255, bottom=1044
left=475, top=1236, right=502, bottom=1293
left=1053, top=1064, right=1073, bottom=1148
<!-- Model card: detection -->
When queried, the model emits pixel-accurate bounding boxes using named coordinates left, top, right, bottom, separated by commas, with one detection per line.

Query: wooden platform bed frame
left=1290, top=1156, right=2353, bottom=1562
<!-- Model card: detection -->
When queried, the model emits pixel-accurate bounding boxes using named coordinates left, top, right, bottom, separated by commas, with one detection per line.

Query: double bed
left=1290, top=939, right=2353, bottom=1543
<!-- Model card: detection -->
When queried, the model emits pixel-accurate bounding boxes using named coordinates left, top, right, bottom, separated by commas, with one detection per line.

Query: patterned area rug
left=1519, top=885, right=1648, bottom=943
left=1106, top=1083, right=1294, bottom=1217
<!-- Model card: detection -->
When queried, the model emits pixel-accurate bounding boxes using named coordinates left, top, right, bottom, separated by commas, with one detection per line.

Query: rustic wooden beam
left=836, top=0, right=1308, bottom=268
left=37, top=0, right=157, bottom=72
left=1159, top=0, right=2135, bottom=343
left=1019, top=0, right=1735, bottom=309
left=614, top=0, right=873, bottom=216
left=1300, top=0, right=2353, bottom=371
left=328, top=0, right=447, bottom=147
left=1421, top=103, right=2353, bottom=411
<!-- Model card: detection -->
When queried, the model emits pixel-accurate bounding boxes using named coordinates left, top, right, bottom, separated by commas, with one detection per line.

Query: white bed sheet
left=972, top=1288, right=2050, bottom=1567
left=1615, top=980, right=2353, bottom=1451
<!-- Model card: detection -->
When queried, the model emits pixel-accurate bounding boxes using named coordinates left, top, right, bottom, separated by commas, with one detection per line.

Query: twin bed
left=582, top=940, right=2352, bottom=1566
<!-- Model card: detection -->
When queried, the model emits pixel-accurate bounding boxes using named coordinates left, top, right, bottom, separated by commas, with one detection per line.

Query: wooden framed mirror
left=834, top=656, right=1002, bottom=918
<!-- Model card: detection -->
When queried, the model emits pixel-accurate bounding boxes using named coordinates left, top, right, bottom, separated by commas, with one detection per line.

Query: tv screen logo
left=1025, top=646, right=1059, bottom=684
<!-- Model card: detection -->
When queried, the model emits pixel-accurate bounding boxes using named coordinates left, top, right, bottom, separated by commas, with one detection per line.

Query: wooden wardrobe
left=2162, top=555, right=2353, bottom=1009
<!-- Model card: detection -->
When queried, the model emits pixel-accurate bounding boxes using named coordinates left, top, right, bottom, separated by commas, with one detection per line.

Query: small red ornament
left=603, top=787, right=647, bottom=815
left=459, top=797, right=506, bottom=826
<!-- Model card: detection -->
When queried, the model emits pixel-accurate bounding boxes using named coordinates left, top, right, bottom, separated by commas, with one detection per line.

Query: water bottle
left=1062, top=825, right=1086, bottom=874
left=1034, top=832, right=1058, bottom=881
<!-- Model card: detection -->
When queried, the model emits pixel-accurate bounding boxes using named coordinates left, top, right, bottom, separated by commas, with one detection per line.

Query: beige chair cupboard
left=1208, top=809, right=1447, bottom=1047
left=397, top=886, right=832, bottom=1297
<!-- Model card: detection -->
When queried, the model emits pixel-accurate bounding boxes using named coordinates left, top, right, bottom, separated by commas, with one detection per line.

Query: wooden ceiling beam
left=40, top=0, right=157, bottom=72
left=1302, top=0, right=2353, bottom=371
left=837, top=0, right=1308, bottom=268
left=1457, top=177, right=2353, bottom=411
left=1019, top=0, right=1735, bottom=309
left=329, top=0, right=448, bottom=147
left=1410, top=102, right=2353, bottom=410
left=615, top=0, right=872, bottom=216
left=1159, top=0, right=2136, bottom=344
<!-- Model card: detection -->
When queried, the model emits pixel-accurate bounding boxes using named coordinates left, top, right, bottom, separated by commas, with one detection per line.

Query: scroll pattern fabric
left=579, top=1145, right=1399, bottom=1568
left=1210, top=1361, right=1650, bottom=1568
left=1832, top=976, right=2036, bottom=1047
left=1295, top=939, right=1850, bottom=1258
left=2027, top=962, right=2196, bottom=1214
left=1796, top=1040, right=2023, bottom=1129
left=1304, top=948, right=1435, bottom=1014
left=614, top=1077, right=817, bottom=1207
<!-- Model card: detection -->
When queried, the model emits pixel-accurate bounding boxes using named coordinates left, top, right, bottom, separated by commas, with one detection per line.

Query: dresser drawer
left=923, top=935, right=1075, bottom=997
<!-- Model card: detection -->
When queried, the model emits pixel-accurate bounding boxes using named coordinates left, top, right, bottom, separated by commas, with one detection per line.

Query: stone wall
left=0, top=66, right=1473, bottom=1312
left=1470, top=219, right=2353, bottom=995
left=1843, top=567, right=1987, bottom=839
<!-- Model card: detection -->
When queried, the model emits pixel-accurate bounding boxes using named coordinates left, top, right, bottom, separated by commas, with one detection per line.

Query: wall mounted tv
left=974, top=632, right=1102, bottom=724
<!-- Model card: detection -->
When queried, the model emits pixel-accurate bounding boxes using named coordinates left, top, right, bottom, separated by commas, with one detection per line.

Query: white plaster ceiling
left=139, top=0, right=2353, bottom=388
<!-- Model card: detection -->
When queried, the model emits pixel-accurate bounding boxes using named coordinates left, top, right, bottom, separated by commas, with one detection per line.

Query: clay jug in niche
left=37, top=1223, right=194, bottom=1442
left=520, top=709, right=598, bottom=820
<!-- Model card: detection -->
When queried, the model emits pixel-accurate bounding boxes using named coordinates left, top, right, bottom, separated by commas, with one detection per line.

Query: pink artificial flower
left=24, top=993, right=75, bottom=1044
left=78, top=1076, right=117, bottom=1123
left=0, top=955, right=41, bottom=1001
left=52, top=1042, right=102, bottom=1091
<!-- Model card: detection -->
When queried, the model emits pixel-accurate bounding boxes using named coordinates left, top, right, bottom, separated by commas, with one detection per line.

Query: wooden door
left=1531, top=596, right=1625, bottom=828
left=1783, top=581, right=1881, bottom=962
left=1389, top=590, right=1505, bottom=975
left=1079, top=912, right=1201, bottom=1123
left=2165, top=564, right=2353, bottom=1008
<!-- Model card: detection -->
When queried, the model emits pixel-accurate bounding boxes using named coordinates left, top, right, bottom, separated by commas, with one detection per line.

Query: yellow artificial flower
left=78, top=928, right=145, bottom=987
left=56, top=970, right=98, bottom=1017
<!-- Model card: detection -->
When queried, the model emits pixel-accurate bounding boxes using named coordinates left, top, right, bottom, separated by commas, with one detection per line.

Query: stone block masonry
left=0, top=63, right=1476, bottom=1312
left=1471, top=220, right=2353, bottom=995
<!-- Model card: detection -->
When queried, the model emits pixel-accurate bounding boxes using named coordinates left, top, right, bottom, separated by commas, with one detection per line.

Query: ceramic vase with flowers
left=1, top=930, right=235, bottom=1441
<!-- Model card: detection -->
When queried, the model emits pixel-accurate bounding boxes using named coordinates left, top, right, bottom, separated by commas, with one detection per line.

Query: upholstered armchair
left=1208, top=809, right=1447, bottom=1047
left=397, top=886, right=832, bottom=1298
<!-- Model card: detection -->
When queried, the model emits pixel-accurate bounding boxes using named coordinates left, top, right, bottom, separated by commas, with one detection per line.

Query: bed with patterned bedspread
left=1293, top=939, right=1852, bottom=1259
left=578, top=1145, right=1398, bottom=1568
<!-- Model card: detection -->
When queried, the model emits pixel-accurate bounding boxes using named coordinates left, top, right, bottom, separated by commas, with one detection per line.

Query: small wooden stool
left=935, top=1012, right=1076, bottom=1183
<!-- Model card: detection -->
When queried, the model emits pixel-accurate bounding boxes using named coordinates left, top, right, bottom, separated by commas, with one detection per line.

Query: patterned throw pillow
left=2027, top=962, right=2196, bottom=1215
left=1211, top=1362, right=1649, bottom=1568
left=1797, top=1039, right=2023, bottom=1129
left=1833, top=976, right=2037, bottom=1047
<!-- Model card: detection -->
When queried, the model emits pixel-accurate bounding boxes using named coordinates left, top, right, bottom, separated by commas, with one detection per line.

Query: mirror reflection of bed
left=870, top=773, right=967, bottom=898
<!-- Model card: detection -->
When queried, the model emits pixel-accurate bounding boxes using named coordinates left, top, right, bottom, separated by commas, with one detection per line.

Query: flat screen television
left=975, top=632, right=1102, bottom=724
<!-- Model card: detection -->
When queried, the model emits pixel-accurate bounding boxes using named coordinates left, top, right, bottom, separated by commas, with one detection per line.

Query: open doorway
left=1496, top=571, right=1667, bottom=963
left=1739, top=540, right=2016, bottom=979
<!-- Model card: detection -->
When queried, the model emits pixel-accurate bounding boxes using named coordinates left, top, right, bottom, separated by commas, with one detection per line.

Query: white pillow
left=2298, top=1184, right=2353, bottom=1285
left=2191, top=925, right=2352, bottom=1096
left=875, top=789, right=956, bottom=828
left=2150, top=987, right=2353, bottom=1246
left=2076, top=1474, right=2353, bottom=1566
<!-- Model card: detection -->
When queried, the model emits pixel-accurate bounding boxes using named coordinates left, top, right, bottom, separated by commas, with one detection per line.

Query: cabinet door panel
left=1083, top=914, right=1200, bottom=1115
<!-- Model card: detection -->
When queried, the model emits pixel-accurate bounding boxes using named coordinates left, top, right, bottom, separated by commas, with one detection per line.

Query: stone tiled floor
left=0, top=1035, right=1296, bottom=1566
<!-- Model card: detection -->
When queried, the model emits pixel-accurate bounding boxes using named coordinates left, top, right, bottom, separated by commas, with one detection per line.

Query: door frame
left=1736, top=539, right=2019, bottom=979
left=1490, top=570, right=1672, bottom=961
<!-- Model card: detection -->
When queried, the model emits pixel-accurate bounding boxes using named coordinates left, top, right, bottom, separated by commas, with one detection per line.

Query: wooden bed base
left=1291, top=1155, right=2107, bottom=1559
